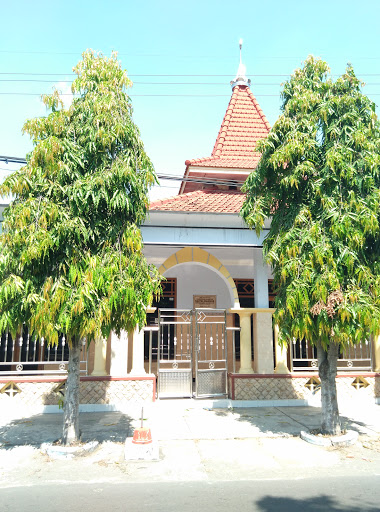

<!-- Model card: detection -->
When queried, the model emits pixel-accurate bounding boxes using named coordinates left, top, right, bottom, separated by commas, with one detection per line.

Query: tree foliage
left=0, top=50, right=162, bottom=347
left=241, top=56, right=380, bottom=351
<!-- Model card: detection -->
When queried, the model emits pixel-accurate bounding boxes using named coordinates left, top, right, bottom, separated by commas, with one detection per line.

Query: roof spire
left=230, top=38, right=251, bottom=89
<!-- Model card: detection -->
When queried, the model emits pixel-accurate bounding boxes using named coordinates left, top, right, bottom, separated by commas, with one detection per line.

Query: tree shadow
left=210, top=405, right=377, bottom=437
left=0, top=411, right=134, bottom=449
left=255, top=494, right=378, bottom=512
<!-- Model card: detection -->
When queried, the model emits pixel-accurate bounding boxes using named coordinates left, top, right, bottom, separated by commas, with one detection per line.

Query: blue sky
left=1, top=0, right=380, bottom=200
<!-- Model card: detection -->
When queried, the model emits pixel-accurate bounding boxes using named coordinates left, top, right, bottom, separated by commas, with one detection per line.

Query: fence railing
left=0, top=330, right=88, bottom=376
left=291, top=338, right=372, bottom=371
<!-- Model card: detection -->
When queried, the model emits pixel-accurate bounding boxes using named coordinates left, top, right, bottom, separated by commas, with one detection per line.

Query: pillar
left=254, top=249, right=269, bottom=308
left=252, top=312, right=274, bottom=374
left=129, top=327, right=146, bottom=376
left=253, top=249, right=274, bottom=374
left=236, top=310, right=254, bottom=374
left=372, top=334, right=380, bottom=372
left=109, top=330, right=129, bottom=377
left=274, top=324, right=290, bottom=374
left=91, top=336, right=108, bottom=376
left=129, top=307, right=156, bottom=376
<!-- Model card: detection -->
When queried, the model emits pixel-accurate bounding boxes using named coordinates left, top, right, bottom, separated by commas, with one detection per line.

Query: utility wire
left=0, top=156, right=246, bottom=187
left=2, top=50, right=380, bottom=60
left=1, top=79, right=380, bottom=87
left=1, top=72, right=380, bottom=77
left=0, top=93, right=283, bottom=97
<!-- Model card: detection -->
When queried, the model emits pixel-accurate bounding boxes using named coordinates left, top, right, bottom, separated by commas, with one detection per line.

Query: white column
left=129, top=307, right=156, bottom=376
left=372, top=334, right=380, bottom=372
left=109, top=330, right=129, bottom=377
left=274, top=324, right=290, bottom=374
left=254, top=249, right=269, bottom=308
left=91, top=336, right=108, bottom=376
left=253, top=249, right=274, bottom=374
left=237, top=310, right=254, bottom=374
left=129, top=327, right=146, bottom=376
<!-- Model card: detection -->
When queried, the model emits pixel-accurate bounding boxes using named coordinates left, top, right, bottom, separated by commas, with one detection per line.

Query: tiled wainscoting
left=229, top=373, right=380, bottom=404
left=0, top=376, right=155, bottom=414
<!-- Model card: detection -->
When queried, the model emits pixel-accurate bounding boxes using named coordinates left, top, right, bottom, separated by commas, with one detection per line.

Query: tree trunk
left=317, top=341, right=341, bottom=435
left=62, top=338, right=81, bottom=445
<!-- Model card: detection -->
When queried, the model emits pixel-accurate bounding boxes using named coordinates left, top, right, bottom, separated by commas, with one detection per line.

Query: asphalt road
left=2, top=476, right=380, bottom=512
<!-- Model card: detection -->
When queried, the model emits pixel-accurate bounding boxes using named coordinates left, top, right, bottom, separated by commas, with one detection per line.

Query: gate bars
left=156, top=308, right=228, bottom=398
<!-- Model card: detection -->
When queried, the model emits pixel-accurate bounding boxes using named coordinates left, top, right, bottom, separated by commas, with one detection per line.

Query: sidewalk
left=0, top=401, right=379, bottom=486
left=1, top=400, right=379, bottom=447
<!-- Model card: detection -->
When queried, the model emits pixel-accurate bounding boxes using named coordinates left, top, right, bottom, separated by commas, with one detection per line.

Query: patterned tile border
left=229, top=373, right=380, bottom=402
left=0, top=376, right=156, bottom=409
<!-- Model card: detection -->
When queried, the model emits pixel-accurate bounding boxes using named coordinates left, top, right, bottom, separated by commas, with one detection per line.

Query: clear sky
left=1, top=0, right=380, bottom=200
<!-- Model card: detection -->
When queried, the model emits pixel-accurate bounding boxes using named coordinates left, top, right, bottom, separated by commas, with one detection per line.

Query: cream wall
left=165, top=263, right=233, bottom=309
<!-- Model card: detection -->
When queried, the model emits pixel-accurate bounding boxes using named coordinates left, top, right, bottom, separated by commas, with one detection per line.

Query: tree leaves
left=0, top=50, right=162, bottom=345
left=242, top=55, right=380, bottom=350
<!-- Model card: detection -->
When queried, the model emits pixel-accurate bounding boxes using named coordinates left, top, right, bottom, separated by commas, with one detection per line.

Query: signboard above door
left=193, top=295, right=217, bottom=309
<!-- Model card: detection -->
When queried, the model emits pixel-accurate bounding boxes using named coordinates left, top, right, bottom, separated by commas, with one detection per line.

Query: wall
left=165, top=262, right=233, bottom=309
left=0, top=376, right=155, bottom=417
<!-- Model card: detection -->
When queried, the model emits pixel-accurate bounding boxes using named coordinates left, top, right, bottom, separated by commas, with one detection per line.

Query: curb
left=300, top=430, right=359, bottom=447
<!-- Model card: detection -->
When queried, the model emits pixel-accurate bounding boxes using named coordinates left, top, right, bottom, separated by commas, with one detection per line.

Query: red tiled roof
left=185, top=84, right=270, bottom=169
left=150, top=190, right=246, bottom=213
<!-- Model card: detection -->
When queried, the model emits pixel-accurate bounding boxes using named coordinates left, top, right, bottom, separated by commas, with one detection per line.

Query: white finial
left=230, top=39, right=251, bottom=89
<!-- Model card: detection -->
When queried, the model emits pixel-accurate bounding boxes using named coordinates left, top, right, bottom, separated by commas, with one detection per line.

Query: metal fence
left=0, top=328, right=88, bottom=376
left=291, top=338, right=372, bottom=371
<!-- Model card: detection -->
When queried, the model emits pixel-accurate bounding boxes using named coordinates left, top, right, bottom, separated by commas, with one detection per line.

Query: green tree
left=0, top=50, right=162, bottom=445
left=241, top=56, right=380, bottom=435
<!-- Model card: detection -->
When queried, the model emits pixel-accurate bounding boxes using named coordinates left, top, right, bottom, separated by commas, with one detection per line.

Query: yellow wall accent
left=176, top=247, right=193, bottom=264
left=159, top=246, right=240, bottom=307
left=162, top=253, right=178, bottom=270
left=219, top=266, right=231, bottom=279
left=193, top=247, right=209, bottom=264
left=208, top=254, right=221, bottom=270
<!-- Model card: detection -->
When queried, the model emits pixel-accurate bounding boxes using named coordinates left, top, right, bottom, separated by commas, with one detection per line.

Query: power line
left=1, top=72, right=380, bottom=77
left=0, top=92, right=282, bottom=97
left=2, top=49, right=380, bottom=61
left=2, top=79, right=380, bottom=87
left=1, top=92, right=380, bottom=98
left=0, top=157, right=245, bottom=187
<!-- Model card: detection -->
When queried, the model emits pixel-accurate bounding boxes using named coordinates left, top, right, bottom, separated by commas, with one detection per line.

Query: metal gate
left=194, top=309, right=228, bottom=398
left=156, top=308, right=227, bottom=398
left=157, top=309, right=193, bottom=398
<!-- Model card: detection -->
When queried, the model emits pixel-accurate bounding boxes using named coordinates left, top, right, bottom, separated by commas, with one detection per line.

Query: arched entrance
left=155, top=247, right=238, bottom=397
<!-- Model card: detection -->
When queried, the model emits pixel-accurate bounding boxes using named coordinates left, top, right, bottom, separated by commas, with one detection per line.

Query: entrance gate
left=157, top=308, right=228, bottom=398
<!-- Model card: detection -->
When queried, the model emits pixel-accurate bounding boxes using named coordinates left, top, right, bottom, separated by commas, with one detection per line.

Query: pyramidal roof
left=185, top=85, right=270, bottom=170
left=184, top=43, right=270, bottom=171
left=150, top=42, right=270, bottom=212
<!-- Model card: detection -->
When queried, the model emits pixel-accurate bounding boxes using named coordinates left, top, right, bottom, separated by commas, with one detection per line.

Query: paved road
left=2, top=476, right=380, bottom=512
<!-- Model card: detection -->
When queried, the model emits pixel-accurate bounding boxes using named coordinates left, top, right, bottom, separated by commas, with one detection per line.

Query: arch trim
left=158, top=247, right=240, bottom=307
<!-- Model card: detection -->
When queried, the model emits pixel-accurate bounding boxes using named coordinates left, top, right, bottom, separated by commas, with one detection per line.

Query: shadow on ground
left=0, top=412, right=134, bottom=448
left=255, top=494, right=379, bottom=512
left=211, top=406, right=378, bottom=437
